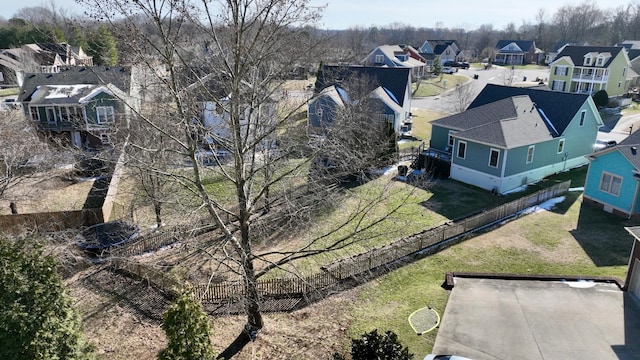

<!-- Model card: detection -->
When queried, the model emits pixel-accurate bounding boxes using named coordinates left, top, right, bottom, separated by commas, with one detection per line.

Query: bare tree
left=79, top=0, right=414, bottom=356
left=0, top=108, right=52, bottom=210
left=448, top=83, right=476, bottom=114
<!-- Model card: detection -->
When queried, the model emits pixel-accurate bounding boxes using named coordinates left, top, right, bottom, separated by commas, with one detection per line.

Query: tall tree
left=79, top=1, right=412, bottom=356
left=87, top=24, right=118, bottom=65
left=0, top=238, right=95, bottom=360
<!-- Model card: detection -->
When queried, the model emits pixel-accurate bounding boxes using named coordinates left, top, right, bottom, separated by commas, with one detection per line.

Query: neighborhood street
left=412, top=65, right=640, bottom=145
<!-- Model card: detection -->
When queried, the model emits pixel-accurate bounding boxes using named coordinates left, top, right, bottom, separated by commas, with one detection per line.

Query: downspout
left=630, top=177, right=640, bottom=220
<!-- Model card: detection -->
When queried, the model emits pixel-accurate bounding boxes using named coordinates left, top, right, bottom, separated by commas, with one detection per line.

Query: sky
left=0, top=0, right=635, bottom=30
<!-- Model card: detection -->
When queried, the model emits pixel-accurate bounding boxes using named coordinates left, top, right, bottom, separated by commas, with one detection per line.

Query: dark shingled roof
left=628, top=49, right=640, bottom=62
left=554, top=46, right=624, bottom=68
left=433, top=95, right=555, bottom=148
left=496, top=40, right=535, bottom=52
left=19, top=66, right=131, bottom=102
left=315, top=65, right=410, bottom=107
left=468, top=84, right=590, bottom=136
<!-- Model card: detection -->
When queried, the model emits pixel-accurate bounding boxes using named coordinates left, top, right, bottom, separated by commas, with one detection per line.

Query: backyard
left=63, top=162, right=640, bottom=359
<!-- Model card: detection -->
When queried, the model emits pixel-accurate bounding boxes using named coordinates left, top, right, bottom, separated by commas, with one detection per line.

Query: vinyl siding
left=585, top=150, right=639, bottom=213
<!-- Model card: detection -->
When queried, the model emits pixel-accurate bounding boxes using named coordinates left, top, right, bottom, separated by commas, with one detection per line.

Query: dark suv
left=443, top=61, right=470, bottom=69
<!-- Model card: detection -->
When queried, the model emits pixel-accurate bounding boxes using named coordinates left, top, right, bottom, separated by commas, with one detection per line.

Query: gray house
left=427, top=84, right=603, bottom=193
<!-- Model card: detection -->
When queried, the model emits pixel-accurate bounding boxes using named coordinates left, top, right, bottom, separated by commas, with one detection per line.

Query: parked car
left=593, top=139, right=617, bottom=151
left=443, top=61, right=470, bottom=69
left=442, top=67, right=456, bottom=74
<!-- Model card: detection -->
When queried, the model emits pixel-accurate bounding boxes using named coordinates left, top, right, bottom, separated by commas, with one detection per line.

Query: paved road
left=411, top=66, right=640, bottom=145
left=412, top=65, right=551, bottom=114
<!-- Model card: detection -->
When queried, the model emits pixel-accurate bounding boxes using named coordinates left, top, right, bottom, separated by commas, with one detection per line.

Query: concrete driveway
left=432, top=277, right=640, bottom=360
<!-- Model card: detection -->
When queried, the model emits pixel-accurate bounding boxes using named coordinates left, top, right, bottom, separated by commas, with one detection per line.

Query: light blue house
left=427, top=84, right=603, bottom=193
left=584, top=131, right=640, bottom=218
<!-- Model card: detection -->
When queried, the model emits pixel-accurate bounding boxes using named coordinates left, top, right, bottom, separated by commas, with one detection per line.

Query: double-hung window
left=96, top=106, right=115, bottom=124
left=600, top=172, right=622, bottom=196
left=489, top=148, right=499, bottom=168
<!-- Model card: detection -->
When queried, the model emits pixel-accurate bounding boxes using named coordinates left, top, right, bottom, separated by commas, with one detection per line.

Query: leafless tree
left=448, top=82, right=476, bottom=114
left=78, top=0, right=414, bottom=356
left=0, top=108, right=53, bottom=209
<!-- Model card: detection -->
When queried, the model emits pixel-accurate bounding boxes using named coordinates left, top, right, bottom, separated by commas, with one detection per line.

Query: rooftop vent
left=632, top=147, right=637, bottom=155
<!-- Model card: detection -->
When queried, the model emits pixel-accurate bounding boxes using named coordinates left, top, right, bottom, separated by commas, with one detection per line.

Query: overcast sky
left=1, top=0, right=635, bottom=30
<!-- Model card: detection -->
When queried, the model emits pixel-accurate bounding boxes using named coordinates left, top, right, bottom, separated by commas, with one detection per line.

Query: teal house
left=584, top=132, right=640, bottom=218
left=428, top=84, right=603, bottom=193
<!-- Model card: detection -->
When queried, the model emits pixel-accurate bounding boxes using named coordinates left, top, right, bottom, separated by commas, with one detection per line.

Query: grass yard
left=412, top=75, right=468, bottom=97
left=398, top=108, right=447, bottom=152
left=344, top=166, right=638, bottom=357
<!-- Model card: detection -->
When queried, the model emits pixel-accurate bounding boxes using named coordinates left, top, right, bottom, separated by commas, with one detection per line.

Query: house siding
left=451, top=139, right=502, bottom=177
left=584, top=150, right=639, bottom=215
left=308, top=95, right=342, bottom=129
left=430, top=125, right=453, bottom=151
left=606, top=53, right=630, bottom=97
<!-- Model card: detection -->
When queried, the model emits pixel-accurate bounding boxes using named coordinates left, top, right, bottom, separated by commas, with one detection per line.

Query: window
left=96, top=106, right=115, bottom=124
left=448, top=130, right=457, bottom=147
left=457, top=141, right=466, bottom=159
left=489, top=148, right=499, bottom=168
left=29, top=106, right=40, bottom=121
left=623, top=67, right=627, bottom=76
left=596, top=56, right=605, bottom=66
left=554, top=66, right=568, bottom=76
left=375, top=54, right=384, bottom=63
left=526, top=145, right=535, bottom=164
left=584, top=55, right=592, bottom=66
left=552, top=80, right=566, bottom=91
left=600, top=172, right=622, bottom=196
left=557, top=139, right=565, bottom=154
left=618, top=82, right=622, bottom=88
left=579, top=111, right=586, bottom=126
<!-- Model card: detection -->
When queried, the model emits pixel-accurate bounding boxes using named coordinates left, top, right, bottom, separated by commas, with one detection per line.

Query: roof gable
left=554, top=46, right=625, bottom=68
left=468, top=84, right=591, bottom=136
left=19, top=66, right=132, bottom=102
left=496, top=40, right=535, bottom=52
left=315, top=65, right=410, bottom=107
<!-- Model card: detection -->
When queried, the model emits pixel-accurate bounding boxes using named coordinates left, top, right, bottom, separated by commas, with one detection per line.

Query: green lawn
left=0, top=87, right=19, bottom=97
left=398, top=109, right=447, bottom=151
left=346, top=167, right=638, bottom=357
left=412, top=75, right=468, bottom=97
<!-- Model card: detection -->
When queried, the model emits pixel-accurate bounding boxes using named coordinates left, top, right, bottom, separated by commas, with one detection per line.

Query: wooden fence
left=113, top=180, right=571, bottom=303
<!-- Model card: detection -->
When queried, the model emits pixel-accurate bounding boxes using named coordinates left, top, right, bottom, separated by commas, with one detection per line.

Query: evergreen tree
left=0, top=238, right=95, bottom=360
left=87, top=25, right=118, bottom=66
left=158, top=291, right=216, bottom=360
left=333, top=329, right=413, bottom=360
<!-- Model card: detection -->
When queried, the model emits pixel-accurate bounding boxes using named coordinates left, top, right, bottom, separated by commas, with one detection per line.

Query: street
left=411, top=65, right=640, bottom=145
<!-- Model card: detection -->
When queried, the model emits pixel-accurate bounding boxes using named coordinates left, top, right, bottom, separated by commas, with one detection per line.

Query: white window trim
left=557, top=139, right=565, bottom=154
left=96, top=106, right=115, bottom=124
left=596, top=56, right=605, bottom=66
left=579, top=111, right=586, bottom=126
left=29, top=106, right=40, bottom=122
left=375, top=54, right=384, bottom=63
left=526, top=145, right=535, bottom=164
left=457, top=140, right=467, bottom=159
left=552, top=80, right=565, bottom=91
left=488, top=148, right=500, bottom=168
left=600, top=171, right=622, bottom=196
left=448, top=130, right=457, bottom=147
left=584, top=55, right=592, bottom=66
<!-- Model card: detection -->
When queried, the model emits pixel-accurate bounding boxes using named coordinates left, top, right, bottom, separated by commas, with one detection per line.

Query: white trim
left=96, top=106, right=115, bottom=124
left=599, top=171, right=622, bottom=196
left=557, top=138, right=565, bottom=154
left=457, top=140, right=467, bottom=159
left=488, top=148, right=500, bottom=168
left=526, top=145, right=535, bottom=164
